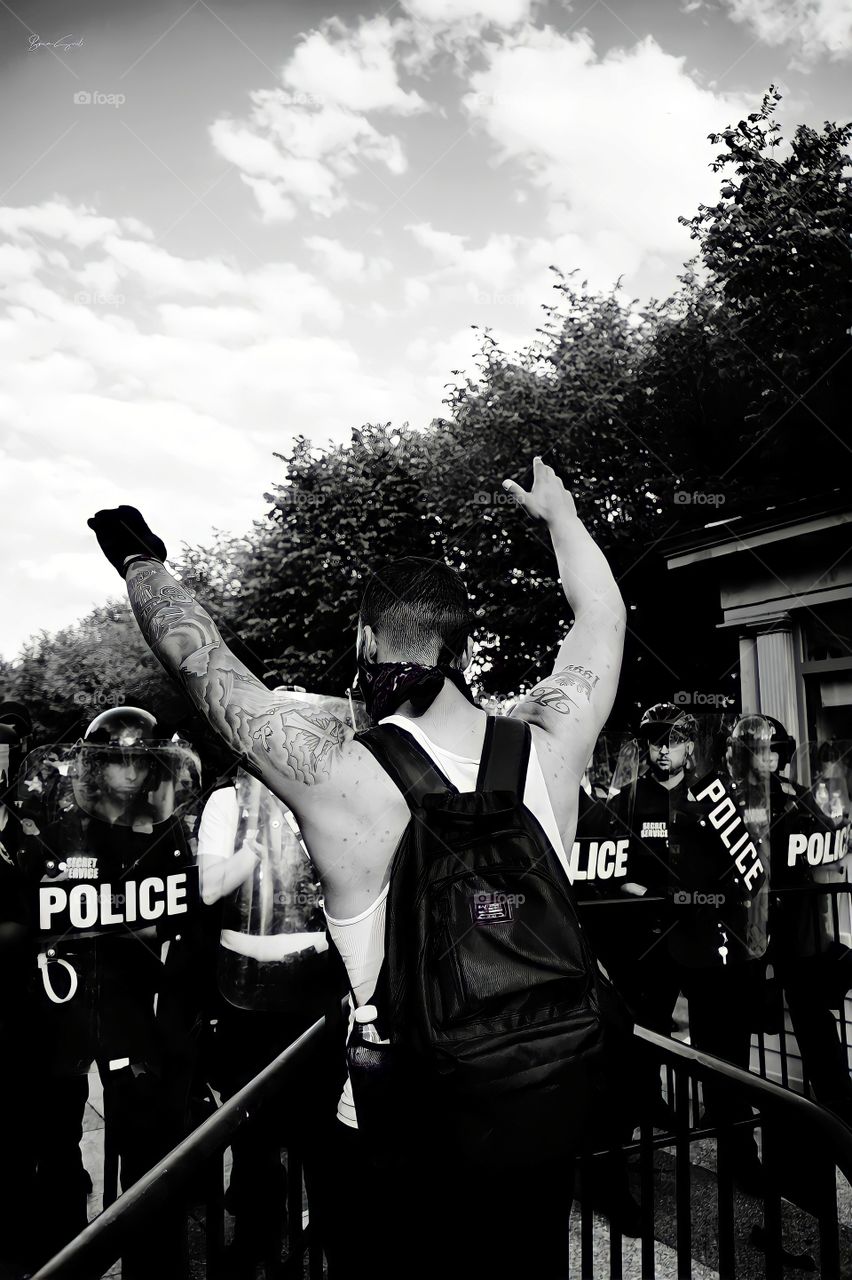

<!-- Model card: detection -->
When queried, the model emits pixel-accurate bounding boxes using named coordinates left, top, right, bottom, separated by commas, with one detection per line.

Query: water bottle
left=354, top=1003, right=383, bottom=1043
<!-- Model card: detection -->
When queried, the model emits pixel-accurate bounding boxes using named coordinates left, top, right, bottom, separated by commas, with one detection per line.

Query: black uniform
left=605, top=774, right=683, bottom=1036
left=667, top=770, right=769, bottom=1149
left=17, top=806, right=202, bottom=1272
left=768, top=774, right=852, bottom=1115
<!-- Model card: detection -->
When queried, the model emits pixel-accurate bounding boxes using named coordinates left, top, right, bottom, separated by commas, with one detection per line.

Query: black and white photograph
left=1, top=0, right=852, bottom=1275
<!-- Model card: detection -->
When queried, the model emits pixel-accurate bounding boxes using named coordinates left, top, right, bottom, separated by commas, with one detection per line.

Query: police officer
left=668, top=713, right=771, bottom=1191
left=198, top=766, right=329, bottom=1273
left=764, top=716, right=852, bottom=1120
left=15, top=706, right=203, bottom=1275
left=606, top=703, right=696, bottom=1042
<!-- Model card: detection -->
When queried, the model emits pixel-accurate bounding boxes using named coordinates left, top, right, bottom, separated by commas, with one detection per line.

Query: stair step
left=572, top=1143, right=852, bottom=1278
left=569, top=1209, right=719, bottom=1278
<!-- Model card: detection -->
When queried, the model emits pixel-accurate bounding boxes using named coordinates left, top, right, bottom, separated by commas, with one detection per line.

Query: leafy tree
left=679, top=86, right=852, bottom=500
left=1, top=602, right=184, bottom=745
left=427, top=277, right=663, bottom=693
left=210, top=426, right=443, bottom=693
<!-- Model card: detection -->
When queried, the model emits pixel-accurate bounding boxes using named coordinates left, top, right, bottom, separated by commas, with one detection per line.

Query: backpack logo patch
left=470, top=891, right=519, bottom=925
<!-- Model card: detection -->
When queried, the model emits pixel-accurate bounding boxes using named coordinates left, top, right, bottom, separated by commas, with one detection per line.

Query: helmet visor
left=20, top=742, right=202, bottom=828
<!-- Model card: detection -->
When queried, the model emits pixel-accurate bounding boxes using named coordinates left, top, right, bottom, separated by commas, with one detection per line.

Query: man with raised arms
left=89, top=456, right=626, bottom=1279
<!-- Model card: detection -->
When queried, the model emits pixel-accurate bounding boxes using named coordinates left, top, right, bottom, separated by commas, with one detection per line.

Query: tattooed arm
left=505, top=459, right=625, bottom=771
left=124, top=560, right=349, bottom=810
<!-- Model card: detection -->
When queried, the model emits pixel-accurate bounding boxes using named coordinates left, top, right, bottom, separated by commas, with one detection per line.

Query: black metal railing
left=31, top=1014, right=330, bottom=1280
left=577, top=1025, right=852, bottom=1280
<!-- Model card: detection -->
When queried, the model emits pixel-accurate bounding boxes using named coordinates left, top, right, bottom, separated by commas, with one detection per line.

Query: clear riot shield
left=677, top=713, right=771, bottom=965
left=798, top=740, right=852, bottom=960
left=215, top=770, right=328, bottom=1013
left=572, top=734, right=639, bottom=896
left=20, top=740, right=202, bottom=831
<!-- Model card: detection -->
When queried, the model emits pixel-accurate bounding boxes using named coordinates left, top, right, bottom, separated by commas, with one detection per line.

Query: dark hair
left=359, top=557, right=474, bottom=664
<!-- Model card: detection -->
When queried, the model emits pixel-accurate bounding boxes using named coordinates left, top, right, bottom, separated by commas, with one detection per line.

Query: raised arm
left=505, top=459, right=626, bottom=773
left=87, top=507, right=350, bottom=817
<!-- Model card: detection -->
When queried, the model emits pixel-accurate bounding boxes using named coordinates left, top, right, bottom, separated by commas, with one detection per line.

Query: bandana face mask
left=355, top=659, right=475, bottom=725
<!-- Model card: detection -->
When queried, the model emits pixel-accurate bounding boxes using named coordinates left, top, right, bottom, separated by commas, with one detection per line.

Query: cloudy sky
left=1, top=0, right=850, bottom=659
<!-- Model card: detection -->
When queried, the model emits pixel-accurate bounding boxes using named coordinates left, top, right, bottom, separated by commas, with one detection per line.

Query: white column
left=738, top=633, right=759, bottom=713
left=754, top=615, right=798, bottom=732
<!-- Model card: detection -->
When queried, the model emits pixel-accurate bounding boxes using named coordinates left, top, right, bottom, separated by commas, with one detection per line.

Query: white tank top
left=325, top=714, right=569, bottom=1128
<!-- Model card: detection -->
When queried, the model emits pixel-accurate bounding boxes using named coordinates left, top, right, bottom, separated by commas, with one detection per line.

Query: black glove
left=88, top=505, right=168, bottom=578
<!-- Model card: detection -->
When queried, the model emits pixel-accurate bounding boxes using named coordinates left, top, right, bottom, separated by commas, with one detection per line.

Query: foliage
left=678, top=86, right=852, bottom=499
left=1, top=601, right=182, bottom=745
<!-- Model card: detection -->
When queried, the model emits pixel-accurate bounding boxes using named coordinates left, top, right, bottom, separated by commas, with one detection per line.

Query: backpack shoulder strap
left=475, top=715, right=531, bottom=796
left=355, top=723, right=458, bottom=810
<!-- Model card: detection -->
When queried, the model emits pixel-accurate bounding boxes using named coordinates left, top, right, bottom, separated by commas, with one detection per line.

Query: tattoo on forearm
left=126, top=563, right=346, bottom=785
left=523, top=664, right=600, bottom=717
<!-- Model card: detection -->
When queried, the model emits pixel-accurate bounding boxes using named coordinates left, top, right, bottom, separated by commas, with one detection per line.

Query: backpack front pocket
left=429, top=862, right=589, bottom=1027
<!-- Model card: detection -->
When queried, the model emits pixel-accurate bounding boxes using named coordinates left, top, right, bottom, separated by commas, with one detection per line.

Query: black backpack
left=346, top=715, right=636, bottom=1170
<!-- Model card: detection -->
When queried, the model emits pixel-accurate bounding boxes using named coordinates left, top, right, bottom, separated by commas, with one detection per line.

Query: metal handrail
left=31, top=1013, right=329, bottom=1280
left=633, top=1023, right=852, bottom=1175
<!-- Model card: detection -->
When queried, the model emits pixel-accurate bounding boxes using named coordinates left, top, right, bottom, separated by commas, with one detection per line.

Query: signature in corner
left=28, top=34, right=84, bottom=51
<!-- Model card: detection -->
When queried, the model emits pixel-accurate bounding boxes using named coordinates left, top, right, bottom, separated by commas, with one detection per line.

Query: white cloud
left=285, top=16, right=427, bottom=114
left=461, top=29, right=751, bottom=283
left=0, top=201, right=147, bottom=249
left=408, top=222, right=528, bottom=289
left=304, top=235, right=392, bottom=282
left=0, top=243, right=41, bottom=281
left=720, top=0, right=852, bottom=66
left=402, top=0, right=535, bottom=26
left=211, top=98, right=409, bottom=220
left=210, top=16, right=427, bottom=222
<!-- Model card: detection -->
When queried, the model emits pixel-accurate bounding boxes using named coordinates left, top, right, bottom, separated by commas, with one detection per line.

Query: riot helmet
left=727, top=713, right=773, bottom=784
left=18, top=705, right=201, bottom=829
left=84, top=705, right=158, bottom=747
left=761, top=715, right=796, bottom=773
left=638, top=702, right=697, bottom=781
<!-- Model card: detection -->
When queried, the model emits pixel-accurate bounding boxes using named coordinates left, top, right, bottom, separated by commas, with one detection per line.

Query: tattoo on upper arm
left=126, top=563, right=346, bottom=786
left=523, top=664, right=601, bottom=717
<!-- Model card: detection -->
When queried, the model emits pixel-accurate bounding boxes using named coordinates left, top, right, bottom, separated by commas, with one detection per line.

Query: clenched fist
left=88, top=505, right=167, bottom=577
